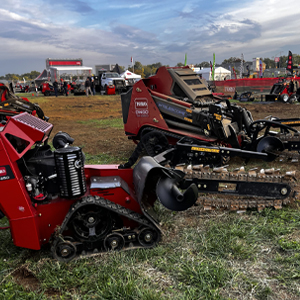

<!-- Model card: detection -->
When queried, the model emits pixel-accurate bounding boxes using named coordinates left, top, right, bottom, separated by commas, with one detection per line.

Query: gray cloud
left=42, top=0, right=94, bottom=14
left=0, top=20, right=51, bottom=41
left=111, top=24, right=160, bottom=45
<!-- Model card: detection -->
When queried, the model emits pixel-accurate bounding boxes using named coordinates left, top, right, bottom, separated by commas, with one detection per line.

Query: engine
left=22, top=144, right=86, bottom=202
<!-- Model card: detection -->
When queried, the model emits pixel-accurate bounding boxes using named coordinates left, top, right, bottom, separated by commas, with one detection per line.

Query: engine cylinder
left=54, top=146, right=86, bottom=198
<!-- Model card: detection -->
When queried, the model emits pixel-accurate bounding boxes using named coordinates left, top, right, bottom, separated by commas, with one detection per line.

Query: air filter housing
left=54, top=146, right=86, bottom=198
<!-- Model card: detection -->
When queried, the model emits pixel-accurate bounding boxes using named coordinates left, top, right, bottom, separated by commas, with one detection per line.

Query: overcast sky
left=1, top=0, right=300, bottom=75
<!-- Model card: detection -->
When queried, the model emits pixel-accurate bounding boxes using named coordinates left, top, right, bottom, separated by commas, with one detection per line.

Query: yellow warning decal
left=4, top=103, right=9, bottom=106
left=281, top=121, right=300, bottom=125
left=214, top=113, right=222, bottom=121
left=184, top=117, right=193, bottom=123
left=207, top=124, right=210, bottom=130
left=191, top=147, right=220, bottom=153
left=186, top=109, right=193, bottom=113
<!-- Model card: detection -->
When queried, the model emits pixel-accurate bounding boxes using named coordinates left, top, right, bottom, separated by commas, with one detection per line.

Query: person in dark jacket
left=85, top=78, right=93, bottom=96
left=63, top=79, right=68, bottom=96
left=91, top=78, right=96, bottom=95
left=53, top=79, right=59, bottom=97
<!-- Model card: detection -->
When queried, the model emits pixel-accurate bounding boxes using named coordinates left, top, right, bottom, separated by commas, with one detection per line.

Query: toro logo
left=135, top=98, right=148, bottom=109
left=0, top=167, right=6, bottom=176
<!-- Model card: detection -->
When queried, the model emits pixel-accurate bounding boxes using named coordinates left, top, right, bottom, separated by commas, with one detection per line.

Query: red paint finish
left=0, top=113, right=156, bottom=252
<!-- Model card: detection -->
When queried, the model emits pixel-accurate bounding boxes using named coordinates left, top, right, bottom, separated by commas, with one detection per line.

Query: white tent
left=120, top=70, right=141, bottom=81
left=195, top=68, right=211, bottom=81
left=214, top=67, right=231, bottom=81
left=49, top=66, right=92, bottom=82
left=196, top=67, right=231, bottom=81
left=120, top=70, right=142, bottom=86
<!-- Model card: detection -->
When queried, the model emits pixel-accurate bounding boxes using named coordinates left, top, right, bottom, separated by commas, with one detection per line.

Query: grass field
left=0, top=94, right=300, bottom=299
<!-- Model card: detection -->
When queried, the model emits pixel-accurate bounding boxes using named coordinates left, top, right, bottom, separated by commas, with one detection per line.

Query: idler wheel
left=138, top=228, right=159, bottom=248
left=103, top=233, right=125, bottom=251
left=55, top=240, right=77, bottom=262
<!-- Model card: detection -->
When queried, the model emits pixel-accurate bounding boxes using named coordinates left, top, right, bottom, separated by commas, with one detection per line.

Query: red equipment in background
left=41, top=82, right=73, bottom=96
left=106, top=83, right=116, bottom=95
left=0, top=83, right=47, bottom=124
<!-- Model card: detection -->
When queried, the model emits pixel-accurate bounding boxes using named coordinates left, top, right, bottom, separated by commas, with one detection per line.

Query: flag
left=232, top=67, right=237, bottom=79
left=259, top=59, right=263, bottom=78
left=131, top=56, right=133, bottom=64
left=184, top=53, right=187, bottom=66
left=212, top=53, right=215, bottom=81
left=286, top=51, right=293, bottom=71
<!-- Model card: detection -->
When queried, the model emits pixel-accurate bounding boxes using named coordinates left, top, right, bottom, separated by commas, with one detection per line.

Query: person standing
left=91, top=78, right=96, bottom=95
left=85, top=77, right=93, bottom=96
left=53, top=79, right=59, bottom=97
left=63, top=79, right=68, bottom=96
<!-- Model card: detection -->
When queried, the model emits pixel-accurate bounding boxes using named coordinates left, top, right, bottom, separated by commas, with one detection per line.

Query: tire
left=44, top=90, right=50, bottom=96
left=280, top=93, right=290, bottom=103
left=141, top=131, right=169, bottom=157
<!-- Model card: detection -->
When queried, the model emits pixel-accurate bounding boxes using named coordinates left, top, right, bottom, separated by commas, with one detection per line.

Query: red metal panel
left=124, top=80, right=169, bottom=137
left=10, top=217, right=40, bottom=250
left=49, top=61, right=82, bottom=66
left=143, top=66, right=174, bottom=96
left=35, top=199, right=77, bottom=245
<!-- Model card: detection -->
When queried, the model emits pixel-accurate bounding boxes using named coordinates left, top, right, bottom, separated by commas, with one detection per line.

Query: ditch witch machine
left=0, top=83, right=47, bottom=123
left=121, top=66, right=300, bottom=166
left=0, top=113, right=297, bottom=261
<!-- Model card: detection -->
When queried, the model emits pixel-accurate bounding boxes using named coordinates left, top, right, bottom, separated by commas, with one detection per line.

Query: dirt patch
left=12, top=265, right=40, bottom=292
left=39, top=95, right=135, bottom=160
left=35, top=95, right=300, bottom=183
left=38, top=96, right=300, bottom=160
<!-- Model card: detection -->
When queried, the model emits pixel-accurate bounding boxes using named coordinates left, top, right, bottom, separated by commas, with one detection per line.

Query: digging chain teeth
left=176, top=164, right=297, bottom=212
left=274, top=133, right=300, bottom=162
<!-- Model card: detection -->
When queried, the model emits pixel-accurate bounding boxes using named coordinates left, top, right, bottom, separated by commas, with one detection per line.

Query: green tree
left=195, top=61, right=210, bottom=68
left=222, top=57, right=241, bottom=64
left=263, top=58, right=275, bottom=69
left=176, top=62, right=184, bottom=67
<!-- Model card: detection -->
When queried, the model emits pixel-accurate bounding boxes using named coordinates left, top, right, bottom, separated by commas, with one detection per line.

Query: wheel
left=138, top=228, right=160, bottom=248
left=280, top=94, right=290, bottom=103
left=54, top=240, right=77, bottom=262
left=141, top=131, right=169, bottom=156
left=103, top=233, right=125, bottom=251
left=70, top=205, right=112, bottom=243
left=44, top=90, right=50, bottom=96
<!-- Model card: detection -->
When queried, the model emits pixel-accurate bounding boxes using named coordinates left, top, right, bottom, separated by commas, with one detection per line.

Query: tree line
left=2, top=53, right=300, bottom=81
left=0, top=71, right=40, bottom=81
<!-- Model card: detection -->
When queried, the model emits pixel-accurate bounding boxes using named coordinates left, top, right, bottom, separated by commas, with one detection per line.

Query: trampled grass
left=1, top=96, right=300, bottom=299
left=1, top=207, right=300, bottom=299
left=77, top=118, right=124, bottom=129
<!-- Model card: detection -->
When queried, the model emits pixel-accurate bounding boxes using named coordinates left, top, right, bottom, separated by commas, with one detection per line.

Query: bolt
left=61, top=248, right=69, bottom=257
left=111, top=240, right=118, bottom=247
left=88, top=217, right=95, bottom=223
left=281, top=188, right=288, bottom=195
left=145, top=233, right=152, bottom=242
